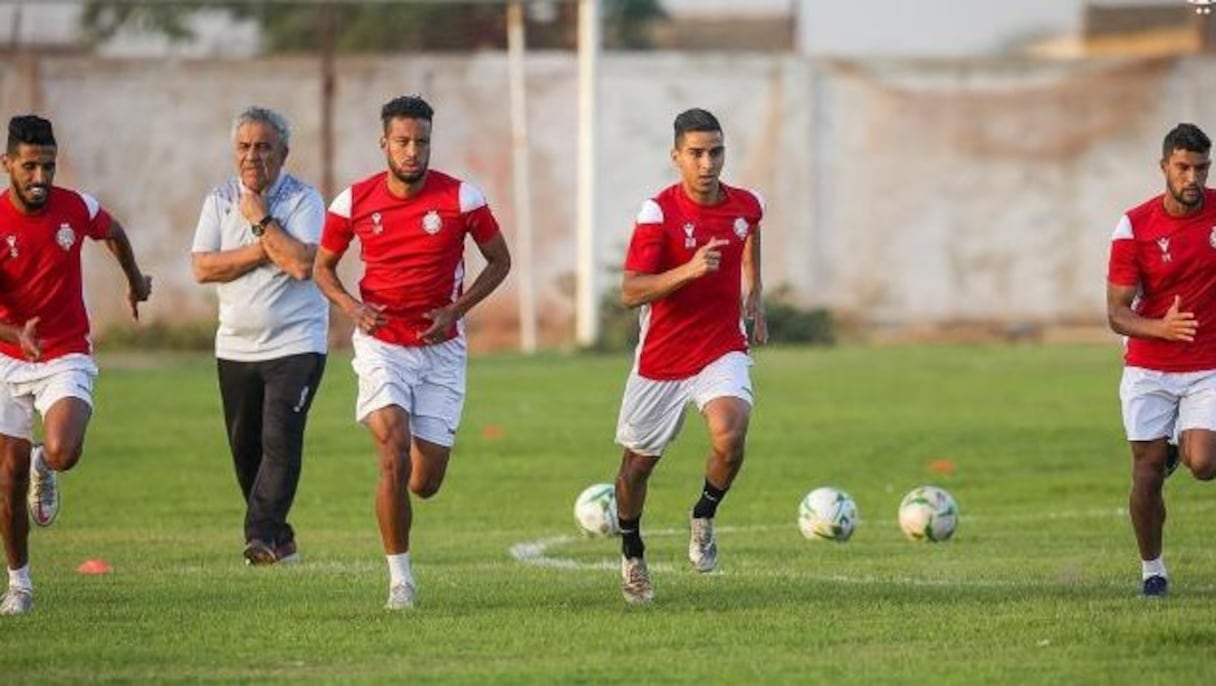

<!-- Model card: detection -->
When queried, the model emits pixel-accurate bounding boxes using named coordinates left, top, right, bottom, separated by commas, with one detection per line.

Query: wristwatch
left=251, top=216, right=273, bottom=237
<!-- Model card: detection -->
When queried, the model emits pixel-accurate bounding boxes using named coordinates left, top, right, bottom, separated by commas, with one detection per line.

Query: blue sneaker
left=1142, top=575, right=1168, bottom=598
left=1165, top=444, right=1180, bottom=478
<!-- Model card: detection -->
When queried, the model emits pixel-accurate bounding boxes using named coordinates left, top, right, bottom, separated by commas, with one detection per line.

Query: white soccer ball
left=898, top=485, right=958, bottom=542
left=798, top=486, right=858, bottom=542
left=573, top=483, right=619, bottom=537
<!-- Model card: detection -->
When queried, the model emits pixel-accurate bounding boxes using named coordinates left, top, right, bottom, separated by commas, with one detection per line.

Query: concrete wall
left=1, top=52, right=1212, bottom=348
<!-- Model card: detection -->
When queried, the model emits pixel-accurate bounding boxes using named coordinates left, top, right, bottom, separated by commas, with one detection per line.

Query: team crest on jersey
left=1209, top=226, right=1216, bottom=249
left=4, top=235, right=16, bottom=258
left=371, top=212, right=384, bottom=235
left=422, top=210, right=443, bottom=235
left=683, top=222, right=696, bottom=248
left=55, top=223, right=75, bottom=251
left=733, top=217, right=749, bottom=240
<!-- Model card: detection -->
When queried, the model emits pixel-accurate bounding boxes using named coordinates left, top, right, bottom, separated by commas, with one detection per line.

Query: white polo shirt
left=191, top=173, right=328, bottom=361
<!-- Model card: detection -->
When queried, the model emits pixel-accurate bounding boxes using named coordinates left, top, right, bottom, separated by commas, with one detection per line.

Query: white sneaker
left=621, top=556, right=654, bottom=604
left=385, top=581, right=416, bottom=610
left=0, top=586, right=33, bottom=615
left=27, top=444, right=58, bottom=527
left=689, top=516, right=717, bottom=573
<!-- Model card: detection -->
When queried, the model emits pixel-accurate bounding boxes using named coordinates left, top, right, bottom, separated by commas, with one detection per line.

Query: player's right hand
left=689, top=238, right=730, bottom=277
left=351, top=302, right=389, bottom=335
left=1160, top=294, right=1198, bottom=342
left=18, top=317, right=42, bottom=362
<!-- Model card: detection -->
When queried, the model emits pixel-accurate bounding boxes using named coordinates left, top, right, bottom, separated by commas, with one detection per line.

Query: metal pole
left=575, top=0, right=600, bottom=347
left=507, top=0, right=537, bottom=353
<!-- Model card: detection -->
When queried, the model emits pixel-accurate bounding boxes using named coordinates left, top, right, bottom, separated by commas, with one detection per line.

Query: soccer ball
left=898, top=486, right=958, bottom=542
left=797, top=487, right=858, bottom=542
left=573, top=483, right=619, bottom=537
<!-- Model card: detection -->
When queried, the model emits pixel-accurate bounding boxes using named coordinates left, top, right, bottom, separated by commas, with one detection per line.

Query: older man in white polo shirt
left=191, top=106, right=328, bottom=566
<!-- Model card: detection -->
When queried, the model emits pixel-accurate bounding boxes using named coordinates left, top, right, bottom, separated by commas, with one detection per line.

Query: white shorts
left=1119, top=366, right=1216, bottom=441
left=0, top=353, right=98, bottom=441
left=351, top=330, right=467, bottom=448
left=615, top=351, right=754, bottom=457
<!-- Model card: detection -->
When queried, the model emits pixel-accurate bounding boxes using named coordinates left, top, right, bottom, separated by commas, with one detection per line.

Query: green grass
left=5, top=344, right=1214, bottom=684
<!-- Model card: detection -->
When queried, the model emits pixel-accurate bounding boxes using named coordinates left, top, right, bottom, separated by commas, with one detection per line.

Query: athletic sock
left=1142, top=556, right=1167, bottom=580
left=619, top=516, right=644, bottom=559
left=7, top=564, right=31, bottom=590
left=1142, top=557, right=1167, bottom=580
left=691, top=479, right=728, bottom=519
left=387, top=552, right=414, bottom=587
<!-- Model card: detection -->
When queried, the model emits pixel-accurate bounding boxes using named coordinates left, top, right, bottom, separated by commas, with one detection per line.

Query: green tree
left=80, top=1, right=665, bottom=53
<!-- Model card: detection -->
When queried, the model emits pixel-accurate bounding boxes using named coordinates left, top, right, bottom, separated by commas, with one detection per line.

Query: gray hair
left=231, top=106, right=291, bottom=148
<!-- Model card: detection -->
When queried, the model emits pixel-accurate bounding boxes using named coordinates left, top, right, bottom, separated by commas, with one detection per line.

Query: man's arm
left=1107, top=283, right=1197, bottom=341
left=242, top=189, right=319, bottom=281
left=314, top=246, right=387, bottom=335
left=103, top=219, right=152, bottom=320
left=418, top=233, right=512, bottom=344
left=621, top=237, right=728, bottom=309
left=192, top=244, right=267, bottom=284
left=742, top=227, right=767, bottom=344
left=0, top=318, right=41, bottom=361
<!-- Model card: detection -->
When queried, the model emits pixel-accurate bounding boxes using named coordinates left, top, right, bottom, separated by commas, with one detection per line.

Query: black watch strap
left=251, top=216, right=272, bottom=237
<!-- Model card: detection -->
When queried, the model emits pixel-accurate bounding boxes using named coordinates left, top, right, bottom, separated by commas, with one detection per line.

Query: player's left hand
left=744, top=291, right=768, bottom=345
left=128, top=274, right=152, bottom=320
left=419, top=306, right=458, bottom=345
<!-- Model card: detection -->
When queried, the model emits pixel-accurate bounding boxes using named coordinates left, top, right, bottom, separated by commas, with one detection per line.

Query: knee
left=41, top=438, right=82, bottom=472
left=618, top=454, right=657, bottom=484
left=710, top=425, right=747, bottom=464
left=377, top=451, right=410, bottom=485
left=409, top=478, right=441, bottom=499
left=1189, top=456, right=1216, bottom=481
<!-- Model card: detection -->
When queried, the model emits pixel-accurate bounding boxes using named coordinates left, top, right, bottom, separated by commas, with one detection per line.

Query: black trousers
left=217, top=353, right=326, bottom=547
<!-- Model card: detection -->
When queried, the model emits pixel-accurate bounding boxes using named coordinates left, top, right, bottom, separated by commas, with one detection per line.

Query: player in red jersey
left=314, top=95, right=510, bottom=610
left=612, top=108, right=766, bottom=603
left=0, top=115, right=152, bottom=615
left=1107, top=123, right=1216, bottom=598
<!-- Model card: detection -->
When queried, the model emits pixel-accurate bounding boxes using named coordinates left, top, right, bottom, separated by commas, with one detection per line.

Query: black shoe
left=1142, top=575, right=1168, bottom=598
left=243, top=539, right=277, bottom=566
left=1165, top=444, right=1180, bottom=478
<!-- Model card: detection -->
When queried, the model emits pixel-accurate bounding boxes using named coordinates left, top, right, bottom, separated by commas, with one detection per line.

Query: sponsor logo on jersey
left=371, top=212, right=384, bottom=235
left=4, top=235, right=15, bottom=258
left=683, top=222, right=696, bottom=248
left=733, top=217, right=748, bottom=240
left=1209, top=226, right=1216, bottom=249
left=55, top=223, right=75, bottom=251
left=422, top=210, right=442, bottom=235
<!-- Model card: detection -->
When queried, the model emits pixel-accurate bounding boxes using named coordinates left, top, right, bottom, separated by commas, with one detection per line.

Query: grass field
left=3, top=344, right=1214, bottom=684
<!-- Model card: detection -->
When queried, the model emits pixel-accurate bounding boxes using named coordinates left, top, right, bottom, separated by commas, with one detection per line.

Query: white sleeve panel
left=636, top=199, right=663, bottom=224
left=459, top=181, right=488, bottom=213
left=328, top=187, right=353, bottom=219
left=78, top=192, right=101, bottom=220
left=1111, top=214, right=1133, bottom=241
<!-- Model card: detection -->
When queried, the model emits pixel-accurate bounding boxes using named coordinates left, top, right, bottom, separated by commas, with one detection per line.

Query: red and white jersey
left=321, top=170, right=501, bottom=347
left=624, top=182, right=764, bottom=380
left=0, top=187, right=112, bottom=362
left=1108, top=188, right=1216, bottom=371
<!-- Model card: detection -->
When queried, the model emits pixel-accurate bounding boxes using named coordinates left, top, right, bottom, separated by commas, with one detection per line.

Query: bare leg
left=366, top=406, right=413, bottom=554
left=0, top=437, right=31, bottom=570
left=615, top=450, right=658, bottom=521
left=39, top=397, right=90, bottom=472
left=408, top=437, right=451, bottom=500
left=701, top=397, right=750, bottom=491
left=1128, top=439, right=1168, bottom=561
left=1180, top=428, right=1216, bottom=481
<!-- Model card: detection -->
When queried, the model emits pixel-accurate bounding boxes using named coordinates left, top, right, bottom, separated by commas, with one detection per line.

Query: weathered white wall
left=1, top=53, right=1211, bottom=347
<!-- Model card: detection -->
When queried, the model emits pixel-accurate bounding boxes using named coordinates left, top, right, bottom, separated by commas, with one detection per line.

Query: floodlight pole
left=507, top=0, right=537, bottom=353
left=575, top=0, right=600, bottom=347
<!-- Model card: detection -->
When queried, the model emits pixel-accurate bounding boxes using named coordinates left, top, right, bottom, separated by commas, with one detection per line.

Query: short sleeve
left=190, top=192, right=223, bottom=253
left=1108, top=214, right=1139, bottom=287
left=623, top=199, right=665, bottom=274
left=459, top=182, right=501, bottom=243
left=320, top=187, right=355, bottom=255
left=281, top=186, right=325, bottom=244
left=78, top=192, right=113, bottom=240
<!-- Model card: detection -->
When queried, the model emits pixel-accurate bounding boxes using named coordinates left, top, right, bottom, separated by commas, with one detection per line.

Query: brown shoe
left=243, top=539, right=276, bottom=566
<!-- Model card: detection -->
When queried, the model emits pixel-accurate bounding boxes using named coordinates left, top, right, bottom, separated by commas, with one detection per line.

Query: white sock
left=8, top=564, right=31, bottom=591
left=387, top=552, right=413, bottom=587
left=1142, top=557, right=1167, bottom=580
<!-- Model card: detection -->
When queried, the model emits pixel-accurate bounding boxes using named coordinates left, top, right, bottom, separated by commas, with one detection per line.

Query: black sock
left=619, top=516, right=644, bottom=559
left=692, top=479, right=728, bottom=519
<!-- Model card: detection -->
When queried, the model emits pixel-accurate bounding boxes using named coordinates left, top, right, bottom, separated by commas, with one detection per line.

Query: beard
left=18, top=185, right=49, bottom=210
left=1171, top=183, right=1204, bottom=208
